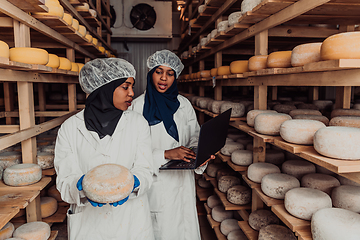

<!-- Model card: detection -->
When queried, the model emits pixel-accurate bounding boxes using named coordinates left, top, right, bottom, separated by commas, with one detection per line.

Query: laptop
left=159, top=108, right=231, bottom=170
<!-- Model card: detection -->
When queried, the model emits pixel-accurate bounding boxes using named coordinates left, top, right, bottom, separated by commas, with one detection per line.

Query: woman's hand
left=164, top=146, right=196, bottom=162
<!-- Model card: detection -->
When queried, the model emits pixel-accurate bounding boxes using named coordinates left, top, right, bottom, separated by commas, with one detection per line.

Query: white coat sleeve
left=54, top=120, right=86, bottom=206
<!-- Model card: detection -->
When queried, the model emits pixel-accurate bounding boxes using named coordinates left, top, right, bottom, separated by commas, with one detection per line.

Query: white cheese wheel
left=62, top=13, right=73, bottom=25
left=211, top=29, right=218, bottom=39
left=70, top=62, right=79, bottom=72
left=265, top=149, right=285, bottom=165
left=78, top=25, right=87, bottom=37
left=291, top=42, right=322, bottom=67
left=258, top=224, right=296, bottom=240
left=206, top=163, right=224, bottom=178
left=280, top=119, right=326, bottom=145
left=331, top=185, right=360, bottom=213
left=247, top=162, right=280, bottom=183
left=273, top=104, right=296, bottom=114
left=247, top=110, right=277, bottom=127
left=301, top=173, right=340, bottom=195
left=37, top=152, right=54, bottom=170
left=220, top=102, right=245, bottom=117
left=241, top=0, right=262, bottom=14
left=261, top=173, right=300, bottom=199
left=311, top=208, right=360, bottom=240
left=284, top=187, right=332, bottom=220
left=46, top=54, right=60, bottom=68
left=72, top=19, right=79, bottom=30
left=248, top=209, right=279, bottom=231
left=3, top=163, right=42, bottom=186
left=267, top=51, right=292, bottom=68
left=293, top=114, right=330, bottom=125
left=320, top=32, right=360, bottom=60
left=198, top=177, right=212, bottom=188
left=41, top=196, right=58, bottom=218
left=331, top=108, right=360, bottom=118
left=329, top=116, right=360, bottom=128
left=227, top=185, right=251, bottom=205
left=230, top=60, right=249, bottom=74
left=313, top=100, right=333, bottom=111
left=0, top=222, right=14, bottom=240
left=75, top=3, right=89, bottom=10
left=217, top=20, right=228, bottom=32
left=210, top=68, right=217, bottom=76
left=82, top=164, right=134, bottom=203
left=288, top=109, right=321, bottom=118
left=254, top=112, right=292, bottom=135
left=207, top=195, right=222, bottom=208
left=313, top=126, right=360, bottom=160
left=0, top=40, right=10, bottom=59
left=228, top=11, right=242, bottom=26
left=281, top=160, right=316, bottom=179
left=0, top=151, right=21, bottom=169
left=47, top=184, right=62, bottom=201
left=198, top=97, right=212, bottom=109
left=218, top=176, right=241, bottom=193
left=221, top=142, right=244, bottom=156
left=13, top=222, right=51, bottom=240
left=58, top=57, right=71, bottom=70
left=336, top=175, right=360, bottom=187
left=217, top=66, right=231, bottom=75
left=200, top=37, right=207, bottom=47
left=220, top=219, right=240, bottom=236
left=210, top=100, right=227, bottom=114
left=211, top=205, right=233, bottom=222
left=248, top=55, right=268, bottom=71
left=227, top=229, right=247, bottom=240
left=9, top=48, right=49, bottom=65
left=231, top=150, right=252, bottom=166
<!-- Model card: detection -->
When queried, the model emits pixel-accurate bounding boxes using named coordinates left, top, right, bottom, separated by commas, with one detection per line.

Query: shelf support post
left=335, top=86, right=351, bottom=109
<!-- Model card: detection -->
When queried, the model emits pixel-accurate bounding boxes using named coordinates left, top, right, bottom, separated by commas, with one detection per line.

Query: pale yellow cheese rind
left=321, top=32, right=360, bottom=60
left=217, top=66, right=231, bottom=75
left=9, top=47, right=49, bottom=65
left=267, top=51, right=292, bottom=68
left=248, top=55, right=268, bottom=71
left=46, top=54, right=60, bottom=68
left=230, top=60, right=249, bottom=74
left=13, top=221, right=51, bottom=240
left=0, top=40, right=10, bottom=59
left=291, top=42, right=322, bottom=67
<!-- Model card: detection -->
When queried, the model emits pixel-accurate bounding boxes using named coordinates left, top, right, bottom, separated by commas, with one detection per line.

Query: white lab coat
left=131, top=94, right=205, bottom=240
left=54, top=110, right=155, bottom=240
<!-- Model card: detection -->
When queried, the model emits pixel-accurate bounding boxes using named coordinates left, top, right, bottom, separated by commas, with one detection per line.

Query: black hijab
left=84, top=78, right=128, bottom=139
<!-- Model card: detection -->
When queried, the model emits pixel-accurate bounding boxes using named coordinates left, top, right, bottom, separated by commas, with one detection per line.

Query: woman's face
left=152, top=65, right=175, bottom=93
left=113, top=77, right=135, bottom=111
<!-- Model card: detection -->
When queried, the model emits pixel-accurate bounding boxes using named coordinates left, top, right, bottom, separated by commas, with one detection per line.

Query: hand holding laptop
left=164, top=146, right=196, bottom=163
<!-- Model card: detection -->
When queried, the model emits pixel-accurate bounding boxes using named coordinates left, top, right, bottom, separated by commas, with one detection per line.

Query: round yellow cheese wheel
left=78, top=25, right=86, bottom=37
left=13, top=221, right=51, bottom=240
left=9, top=47, right=49, bottom=65
left=248, top=55, right=268, bottom=71
left=291, top=43, right=322, bottom=67
left=72, top=19, right=79, bottom=31
left=75, top=3, right=89, bottom=10
left=217, top=66, right=231, bottom=75
left=3, top=163, right=42, bottom=186
left=92, top=38, right=98, bottom=46
left=46, top=54, right=60, bottom=68
left=76, top=63, right=84, bottom=73
left=321, top=32, right=360, bottom=60
left=85, top=33, right=93, bottom=43
left=82, top=163, right=134, bottom=203
left=184, top=74, right=190, bottom=80
left=210, top=68, right=218, bottom=76
left=71, top=62, right=79, bottom=72
left=267, top=51, right=292, bottom=68
left=200, top=70, right=211, bottom=78
left=0, top=222, right=14, bottom=239
left=230, top=60, right=249, bottom=74
left=196, top=71, right=201, bottom=79
left=41, top=197, right=58, bottom=218
left=98, top=46, right=105, bottom=53
left=62, top=13, right=73, bottom=25
left=58, top=57, right=71, bottom=70
left=0, top=40, right=10, bottom=59
left=36, top=2, right=64, bottom=18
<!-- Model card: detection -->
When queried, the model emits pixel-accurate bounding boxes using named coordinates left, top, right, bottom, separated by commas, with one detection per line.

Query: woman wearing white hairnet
left=131, top=50, right=213, bottom=240
left=54, top=58, right=155, bottom=240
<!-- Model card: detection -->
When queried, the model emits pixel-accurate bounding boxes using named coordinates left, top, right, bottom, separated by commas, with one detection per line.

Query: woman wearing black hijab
left=54, top=58, right=155, bottom=240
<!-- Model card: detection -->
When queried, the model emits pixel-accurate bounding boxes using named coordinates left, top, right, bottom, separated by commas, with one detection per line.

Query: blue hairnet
left=147, top=50, right=184, bottom=78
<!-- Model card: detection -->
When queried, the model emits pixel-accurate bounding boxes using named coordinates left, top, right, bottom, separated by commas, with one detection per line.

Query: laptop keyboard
left=176, top=161, right=196, bottom=168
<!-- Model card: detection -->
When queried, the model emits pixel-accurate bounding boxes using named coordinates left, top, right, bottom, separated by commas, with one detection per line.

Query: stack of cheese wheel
left=218, top=175, right=241, bottom=193
left=0, top=40, right=10, bottom=59
left=46, top=54, right=60, bottom=68
left=207, top=195, right=222, bottom=209
left=248, top=209, right=279, bottom=231
left=301, top=173, right=340, bottom=195
left=267, top=51, right=292, bottom=68
left=230, top=60, right=249, bottom=74
left=217, top=66, right=231, bottom=75
left=254, top=112, right=292, bottom=135
left=0, top=151, right=21, bottom=169
left=35, top=0, right=64, bottom=18
left=291, top=42, right=322, bottom=67
left=248, top=55, right=268, bottom=71
left=220, top=102, right=245, bottom=117
left=331, top=185, right=360, bottom=212
left=62, top=13, right=73, bottom=25
left=281, top=159, right=316, bottom=180
left=13, top=221, right=51, bottom=240
left=329, top=116, right=360, bottom=128
left=261, top=173, right=300, bottom=199
left=331, top=108, right=360, bottom=118
left=40, top=197, right=58, bottom=218
left=313, top=126, right=360, bottom=160
left=3, top=163, right=42, bottom=186
left=258, top=225, right=296, bottom=240
left=82, top=163, right=134, bottom=203
left=37, top=152, right=54, bottom=169
left=9, top=48, right=49, bottom=65
left=320, top=31, right=360, bottom=60
left=247, top=110, right=277, bottom=127
left=58, top=57, right=72, bottom=70
left=220, top=219, right=241, bottom=236
left=0, top=222, right=14, bottom=239
left=247, top=162, right=280, bottom=183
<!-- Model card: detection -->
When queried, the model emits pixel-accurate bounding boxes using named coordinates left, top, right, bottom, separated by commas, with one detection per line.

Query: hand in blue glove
left=109, top=175, right=140, bottom=207
left=77, top=175, right=106, bottom=207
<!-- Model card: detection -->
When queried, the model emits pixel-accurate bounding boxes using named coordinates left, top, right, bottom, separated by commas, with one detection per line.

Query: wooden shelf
left=0, top=177, right=51, bottom=191
left=196, top=184, right=213, bottom=201
left=204, top=203, right=212, bottom=215
left=254, top=188, right=283, bottom=207
left=0, top=190, right=40, bottom=208
left=272, top=138, right=313, bottom=154
left=217, top=153, right=248, bottom=172
left=49, top=230, right=59, bottom=240
left=0, top=206, right=19, bottom=230
left=214, top=226, right=227, bottom=240
left=242, top=174, right=261, bottom=189
left=229, top=120, right=254, bottom=134
left=7, top=0, right=48, bottom=13
left=296, top=227, right=313, bottom=240
left=238, top=220, right=259, bottom=240
left=271, top=204, right=311, bottom=232
left=207, top=214, right=220, bottom=228
left=214, top=187, right=251, bottom=211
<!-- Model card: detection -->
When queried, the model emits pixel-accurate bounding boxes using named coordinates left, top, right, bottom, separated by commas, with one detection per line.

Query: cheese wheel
left=329, top=116, right=360, bottom=128
left=210, top=100, right=227, bottom=114
left=200, top=37, right=207, bottom=47
left=45, top=54, right=60, bottom=68
left=198, top=177, right=212, bottom=188
left=288, top=109, right=321, bottom=118
left=267, top=51, right=292, bottom=68
left=301, top=173, right=340, bottom=195
left=211, top=206, right=233, bottom=222
left=220, top=219, right=240, bottom=236
left=331, top=185, right=360, bottom=213
left=331, top=108, right=360, bottom=118
left=227, top=185, right=251, bottom=205
left=227, top=230, right=247, bottom=240
left=92, top=38, right=98, bottom=46
left=198, top=97, right=212, bottom=109
left=284, top=187, right=332, bottom=220
left=228, top=11, right=242, bottom=26
left=72, top=19, right=79, bottom=30
left=207, top=195, right=222, bottom=208
left=230, top=60, right=249, bottom=74
left=75, top=3, right=89, bottom=10
left=62, top=13, right=73, bottom=25
left=220, top=102, right=245, bottom=117
left=258, top=225, right=296, bottom=240
left=314, top=126, right=360, bottom=160
left=82, top=164, right=134, bottom=203
left=206, top=163, right=224, bottom=178
left=336, top=175, right=360, bottom=187
left=9, top=48, right=49, bottom=65
left=273, top=104, right=297, bottom=114
left=321, top=32, right=360, bottom=60
left=41, top=145, right=55, bottom=154
left=281, top=160, right=316, bottom=179
left=0, top=222, right=14, bottom=240
left=311, top=208, right=360, bottom=240
left=41, top=197, right=58, bottom=218
left=77, top=63, right=84, bottom=72
left=0, top=40, right=10, bottom=59
left=293, top=114, right=329, bottom=125
left=313, top=100, right=333, bottom=111
left=280, top=119, right=326, bottom=145
left=0, top=151, right=21, bottom=169
left=247, top=162, right=280, bottom=183
left=13, top=221, right=51, bottom=240
left=248, top=209, right=279, bottom=231
left=70, top=62, right=79, bottom=72
left=36, top=3, right=64, bottom=18
left=217, top=20, right=228, bottom=32
left=231, top=150, right=252, bottom=166
left=218, top=176, right=241, bottom=193
left=254, top=112, right=292, bottom=135
left=3, top=163, right=42, bottom=186
left=235, top=137, right=253, bottom=146
left=248, top=55, right=268, bottom=71
left=47, top=184, right=62, bottom=201
left=58, top=57, right=71, bottom=70
left=36, top=152, right=54, bottom=170
left=247, top=110, right=277, bottom=127
left=217, top=66, right=231, bottom=75
left=265, top=149, right=285, bottom=165
left=78, top=25, right=86, bottom=37
left=291, top=42, right=322, bottom=67
left=98, top=46, right=105, bottom=53
left=210, top=68, right=217, bottom=76
left=84, top=33, right=93, bottom=43
left=220, top=142, right=244, bottom=156
left=241, top=0, right=262, bottom=14
left=261, top=173, right=300, bottom=199
left=354, top=103, right=360, bottom=110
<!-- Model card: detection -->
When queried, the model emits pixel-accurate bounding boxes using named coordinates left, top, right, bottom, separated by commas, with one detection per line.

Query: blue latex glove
left=110, top=175, right=140, bottom=207
left=77, top=175, right=106, bottom=207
